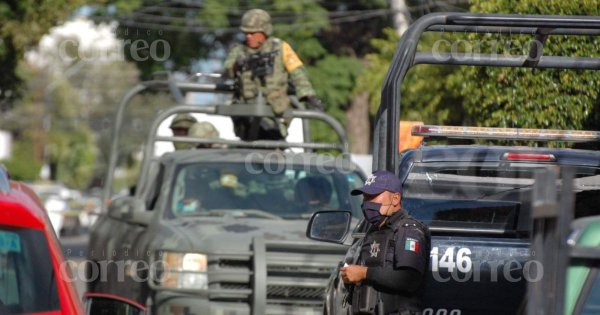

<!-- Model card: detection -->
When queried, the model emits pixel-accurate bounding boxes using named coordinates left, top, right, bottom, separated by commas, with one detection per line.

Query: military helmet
left=189, top=121, right=220, bottom=139
left=240, top=9, right=272, bottom=36
left=170, top=113, right=197, bottom=129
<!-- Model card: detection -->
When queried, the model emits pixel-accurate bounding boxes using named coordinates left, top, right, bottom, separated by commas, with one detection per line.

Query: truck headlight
left=157, top=252, right=208, bottom=290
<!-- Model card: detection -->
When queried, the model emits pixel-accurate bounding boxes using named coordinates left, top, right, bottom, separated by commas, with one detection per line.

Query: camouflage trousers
left=230, top=97, right=290, bottom=141
left=232, top=116, right=288, bottom=141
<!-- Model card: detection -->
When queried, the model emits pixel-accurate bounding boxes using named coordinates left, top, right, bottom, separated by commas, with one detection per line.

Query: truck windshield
left=0, top=227, right=59, bottom=314
left=168, top=162, right=364, bottom=219
left=402, top=162, right=600, bottom=232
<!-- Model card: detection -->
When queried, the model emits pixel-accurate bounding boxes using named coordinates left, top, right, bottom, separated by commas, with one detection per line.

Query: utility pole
left=390, top=0, right=411, bottom=36
left=42, top=60, right=87, bottom=180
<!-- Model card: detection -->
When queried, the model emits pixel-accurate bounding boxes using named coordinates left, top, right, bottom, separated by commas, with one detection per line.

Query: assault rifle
left=236, top=50, right=279, bottom=81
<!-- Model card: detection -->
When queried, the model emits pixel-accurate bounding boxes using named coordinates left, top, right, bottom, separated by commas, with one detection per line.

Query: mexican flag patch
left=405, top=238, right=420, bottom=253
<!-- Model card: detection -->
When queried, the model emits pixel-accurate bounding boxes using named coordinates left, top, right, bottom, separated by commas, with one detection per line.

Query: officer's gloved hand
left=301, top=95, right=325, bottom=111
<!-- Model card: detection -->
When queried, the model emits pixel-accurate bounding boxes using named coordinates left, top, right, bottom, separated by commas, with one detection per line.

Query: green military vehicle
left=86, top=75, right=365, bottom=314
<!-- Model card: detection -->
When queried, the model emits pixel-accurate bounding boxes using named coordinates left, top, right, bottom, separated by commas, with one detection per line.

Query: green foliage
left=357, top=28, right=462, bottom=125
left=307, top=55, right=362, bottom=148
left=109, top=0, right=141, bottom=13
left=0, top=0, right=97, bottom=109
left=270, top=2, right=329, bottom=60
left=4, top=28, right=146, bottom=188
left=196, top=0, right=238, bottom=28
left=102, top=0, right=387, bottom=100
left=6, top=61, right=100, bottom=188
left=2, top=135, right=42, bottom=181
left=49, top=129, right=97, bottom=189
left=447, top=0, right=600, bottom=133
left=355, top=28, right=398, bottom=116
left=357, top=0, right=600, bottom=151
left=99, top=0, right=392, bottom=152
left=308, top=56, right=362, bottom=117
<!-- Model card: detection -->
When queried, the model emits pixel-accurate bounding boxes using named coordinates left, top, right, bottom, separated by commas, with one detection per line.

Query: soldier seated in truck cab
left=188, top=121, right=220, bottom=149
left=170, top=113, right=197, bottom=150
left=294, top=176, right=333, bottom=213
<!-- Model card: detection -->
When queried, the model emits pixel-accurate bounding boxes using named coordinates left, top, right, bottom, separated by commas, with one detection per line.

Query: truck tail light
left=503, top=152, right=556, bottom=162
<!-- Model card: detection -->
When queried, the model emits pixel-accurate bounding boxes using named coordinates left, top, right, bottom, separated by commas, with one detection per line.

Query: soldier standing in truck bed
left=224, top=8, right=324, bottom=141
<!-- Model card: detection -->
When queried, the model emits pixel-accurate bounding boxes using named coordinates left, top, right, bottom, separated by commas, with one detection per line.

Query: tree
left=0, top=0, right=94, bottom=110
left=349, top=1, right=471, bottom=152
left=356, top=29, right=463, bottom=126
left=2, top=18, right=159, bottom=189
left=92, top=0, right=396, bottom=153
left=447, top=0, right=600, bottom=136
left=357, top=0, right=600, bottom=149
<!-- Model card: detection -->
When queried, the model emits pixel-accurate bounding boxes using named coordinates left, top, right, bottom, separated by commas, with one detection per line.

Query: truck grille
left=219, top=259, right=251, bottom=269
left=209, top=238, right=347, bottom=313
left=220, top=282, right=251, bottom=290
left=267, top=285, right=324, bottom=300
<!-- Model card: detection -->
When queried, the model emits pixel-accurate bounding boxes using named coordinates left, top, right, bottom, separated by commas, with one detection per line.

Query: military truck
left=86, top=74, right=366, bottom=314
left=306, top=13, right=600, bottom=315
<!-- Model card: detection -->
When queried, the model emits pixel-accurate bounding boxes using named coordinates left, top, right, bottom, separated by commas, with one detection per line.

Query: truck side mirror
left=306, top=210, right=352, bottom=244
left=108, top=197, right=151, bottom=226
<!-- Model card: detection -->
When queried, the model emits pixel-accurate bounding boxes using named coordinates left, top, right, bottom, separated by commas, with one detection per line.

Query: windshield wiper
left=181, top=209, right=283, bottom=220
left=477, top=184, right=533, bottom=200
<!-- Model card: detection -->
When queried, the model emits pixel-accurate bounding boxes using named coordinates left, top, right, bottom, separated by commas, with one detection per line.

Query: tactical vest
left=351, top=216, right=424, bottom=314
left=237, top=38, right=290, bottom=115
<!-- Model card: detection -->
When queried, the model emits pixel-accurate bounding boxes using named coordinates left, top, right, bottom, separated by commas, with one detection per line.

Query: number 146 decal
left=430, top=247, right=472, bottom=273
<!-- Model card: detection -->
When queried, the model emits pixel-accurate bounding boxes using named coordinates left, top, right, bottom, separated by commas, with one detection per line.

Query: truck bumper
left=154, top=292, right=322, bottom=315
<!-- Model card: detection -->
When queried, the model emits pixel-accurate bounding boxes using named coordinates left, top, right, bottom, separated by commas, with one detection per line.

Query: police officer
left=170, top=113, right=197, bottom=150
left=223, top=8, right=324, bottom=140
left=340, top=170, right=430, bottom=315
left=188, top=121, right=220, bottom=148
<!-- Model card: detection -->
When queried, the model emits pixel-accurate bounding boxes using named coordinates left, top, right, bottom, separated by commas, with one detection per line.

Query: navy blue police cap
left=351, top=170, right=402, bottom=196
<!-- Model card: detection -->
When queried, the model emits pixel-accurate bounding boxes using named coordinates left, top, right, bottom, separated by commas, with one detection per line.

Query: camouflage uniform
left=170, top=114, right=197, bottom=150
left=224, top=9, right=320, bottom=140
left=224, top=38, right=316, bottom=114
left=170, top=113, right=197, bottom=130
left=189, top=121, right=220, bottom=148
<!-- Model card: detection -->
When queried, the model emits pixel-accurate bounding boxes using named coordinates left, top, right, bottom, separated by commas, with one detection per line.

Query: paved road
left=60, top=232, right=90, bottom=299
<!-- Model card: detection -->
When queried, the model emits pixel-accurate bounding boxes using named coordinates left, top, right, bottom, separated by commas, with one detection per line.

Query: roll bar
left=374, top=13, right=600, bottom=173
left=102, top=74, right=348, bottom=209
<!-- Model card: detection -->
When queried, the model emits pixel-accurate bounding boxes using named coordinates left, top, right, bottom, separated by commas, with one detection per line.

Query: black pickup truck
left=308, top=12, right=600, bottom=315
left=311, top=125, right=600, bottom=315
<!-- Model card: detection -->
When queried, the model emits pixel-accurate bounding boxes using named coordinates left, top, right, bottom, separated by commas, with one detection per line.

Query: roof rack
left=412, top=125, right=600, bottom=142
left=150, top=105, right=348, bottom=151
left=373, top=13, right=600, bottom=173
left=134, top=104, right=349, bottom=196
left=103, top=72, right=348, bottom=209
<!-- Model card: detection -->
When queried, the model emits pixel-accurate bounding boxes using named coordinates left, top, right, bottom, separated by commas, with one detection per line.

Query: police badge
left=370, top=241, right=380, bottom=258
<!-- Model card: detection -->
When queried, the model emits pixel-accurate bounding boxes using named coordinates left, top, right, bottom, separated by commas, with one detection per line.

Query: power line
left=87, top=1, right=469, bottom=35
left=90, top=9, right=394, bottom=34
left=128, top=9, right=384, bottom=25
left=92, top=0, right=465, bottom=33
